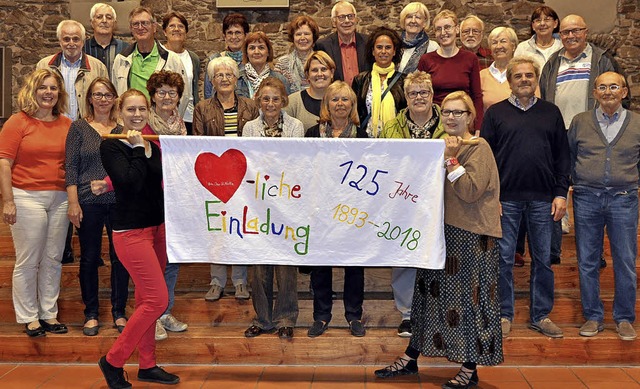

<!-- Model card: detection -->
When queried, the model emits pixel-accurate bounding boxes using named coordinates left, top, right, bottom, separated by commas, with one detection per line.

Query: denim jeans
left=550, top=219, right=562, bottom=260
left=163, top=262, right=179, bottom=315
left=311, top=266, right=364, bottom=323
left=499, top=200, right=555, bottom=323
left=78, top=204, right=129, bottom=321
left=250, top=265, right=298, bottom=329
left=10, top=188, right=68, bottom=323
left=573, top=188, right=638, bottom=323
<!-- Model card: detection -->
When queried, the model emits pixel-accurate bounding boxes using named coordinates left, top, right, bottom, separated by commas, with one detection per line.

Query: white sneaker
left=155, top=319, right=168, bottom=341
left=205, top=284, right=223, bottom=301
left=160, top=314, right=188, bottom=332
left=235, top=283, right=250, bottom=299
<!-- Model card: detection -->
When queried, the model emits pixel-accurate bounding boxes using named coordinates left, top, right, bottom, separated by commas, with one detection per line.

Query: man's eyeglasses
left=461, top=28, right=481, bottom=35
left=441, top=109, right=469, bottom=118
left=334, top=14, right=356, bottom=22
left=92, top=92, right=115, bottom=101
left=156, top=90, right=178, bottom=98
left=596, top=84, right=622, bottom=92
left=407, top=90, right=432, bottom=99
left=130, top=20, right=153, bottom=29
left=435, top=25, right=455, bottom=34
left=559, top=28, right=586, bottom=37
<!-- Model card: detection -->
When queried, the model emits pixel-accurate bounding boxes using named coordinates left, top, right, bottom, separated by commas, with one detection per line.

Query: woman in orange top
left=0, top=68, right=72, bottom=337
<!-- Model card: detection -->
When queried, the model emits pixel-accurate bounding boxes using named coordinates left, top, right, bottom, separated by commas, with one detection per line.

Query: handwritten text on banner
left=161, top=136, right=446, bottom=269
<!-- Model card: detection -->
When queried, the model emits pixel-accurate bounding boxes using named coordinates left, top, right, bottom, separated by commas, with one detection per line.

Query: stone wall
left=1, top=0, right=639, bottom=111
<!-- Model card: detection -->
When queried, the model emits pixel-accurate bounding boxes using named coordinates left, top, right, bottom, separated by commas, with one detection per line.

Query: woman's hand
left=67, top=202, right=83, bottom=228
left=91, top=180, right=108, bottom=196
left=127, top=130, right=144, bottom=147
left=2, top=200, right=16, bottom=225
left=444, top=136, right=463, bottom=159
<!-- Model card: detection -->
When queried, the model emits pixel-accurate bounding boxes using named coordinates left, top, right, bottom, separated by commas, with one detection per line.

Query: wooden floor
left=1, top=363, right=640, bottom=388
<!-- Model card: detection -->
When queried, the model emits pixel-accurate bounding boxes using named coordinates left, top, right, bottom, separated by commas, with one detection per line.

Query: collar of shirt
left=508, top=93, right=537, bottom=111
left=596, top=105, right=625, bottom=125
left=134, top=42, right=159, bottom=58
left=339, top=35, right=356, bottom=47
left=488, top=62, right=507, bottom=83
left=89, top=36, right=116, bottom=48
left=61, top=54, right=82, bottom=68
left=560, top=43, right=592, bottom=63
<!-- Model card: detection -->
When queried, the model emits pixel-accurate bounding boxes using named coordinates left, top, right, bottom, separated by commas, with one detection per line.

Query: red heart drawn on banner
left=194, top=149, right=247, bottom=203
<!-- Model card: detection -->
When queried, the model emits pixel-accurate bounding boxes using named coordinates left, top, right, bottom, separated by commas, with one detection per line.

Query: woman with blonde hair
left=285, top=51, right=336, bottom=131
left=398, top=2, right=439, bottom=74
left=0, top=68, right=71, bottom=337
left=376, top=91, right=503, bottom=389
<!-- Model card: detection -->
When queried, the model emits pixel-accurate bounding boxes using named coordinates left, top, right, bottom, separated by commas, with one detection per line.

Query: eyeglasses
left=167, top=24, right=185, bottom=31
left=533, top=17, right=555, bottom=25
left=92, top=92, right=115, bottom=101
left=559, top=27, right=587, bottom=37
left=260, top=96, right=282, bottom=104
left=461, top=28, right=481, bottom=35
left=435, top=25, right=455, bottom=33
left=596, top=84, right=622, bottom=92
left=225, top=30, right=245, bottom=37
left=334, top=13, right=356, bottom=22
left=441, top=109, right=469, bottom=117
left=156, top=90, right=178, bottom=98
left=407, top=90, right=432, bottom=99
left=214, top=73, right=236, bottom=81
left=130, top=20, right=153, bottom=29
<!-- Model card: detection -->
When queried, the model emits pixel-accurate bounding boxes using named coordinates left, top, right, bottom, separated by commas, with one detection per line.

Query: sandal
left=442, top=367, right=478, bottom=388
left=374, top=356, right=418, bottom=378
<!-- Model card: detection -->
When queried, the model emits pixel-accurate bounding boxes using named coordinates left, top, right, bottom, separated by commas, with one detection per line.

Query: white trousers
left=10, top=188, right=68, bottom=323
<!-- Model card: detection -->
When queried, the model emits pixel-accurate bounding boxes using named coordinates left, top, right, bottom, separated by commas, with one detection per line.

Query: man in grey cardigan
left=568, top=71, right=639, bottom=341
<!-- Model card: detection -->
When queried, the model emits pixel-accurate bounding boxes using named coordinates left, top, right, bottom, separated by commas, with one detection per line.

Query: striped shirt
left=223, top=107, right=238, bottom=137
left=555, top=45, right=592, bottom=128
left=83, top=37, right=126, bottom=77
left=60, top=55, right=81, bottom=121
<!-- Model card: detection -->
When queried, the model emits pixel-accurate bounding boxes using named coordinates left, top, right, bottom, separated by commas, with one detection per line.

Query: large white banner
left=161, top=136, right=446, bottom=269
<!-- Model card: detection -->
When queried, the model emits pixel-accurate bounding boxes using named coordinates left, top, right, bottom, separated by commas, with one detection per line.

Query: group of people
left=0, top=1, right=637, bottom=389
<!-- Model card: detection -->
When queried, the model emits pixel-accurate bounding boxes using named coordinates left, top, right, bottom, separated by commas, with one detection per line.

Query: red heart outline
left=194, top=149, right=247, bottom=203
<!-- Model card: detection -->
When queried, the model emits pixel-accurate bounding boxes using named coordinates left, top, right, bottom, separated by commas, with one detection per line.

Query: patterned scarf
left=370, top=62, right=397, bottom=138
left=262, top=112, right=284, bottom=137
left=226, top=49, right=243, bottom=65
left=148, top=108, right=186, bottom=136
left=401, top=30, right=430, bottom=49
left=406, top=106, right=439, bottom=139
left=244, top=63, right=271, bottom=97
left=288, top=51, right=309, bottom=91
left=320, top=121, right=358, bottom=138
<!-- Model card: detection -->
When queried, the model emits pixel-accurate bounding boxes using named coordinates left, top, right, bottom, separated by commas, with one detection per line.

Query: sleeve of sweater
left=567, top=115, right=580, bottom=186
left=469, top=55, right=484, bottom=130
left=551, top=106, right=571, bottom=197
left=100, top=140, right=149, bottom=194
left=449, top=141, right=495, bottom=203
left=64, top=121, right=82, bottom=187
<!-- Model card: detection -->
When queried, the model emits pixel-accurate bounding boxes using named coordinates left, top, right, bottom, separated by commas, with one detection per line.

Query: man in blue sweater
left=568, top=72, right=639, bottom=341
left=482, top=57, right=570, bottom=338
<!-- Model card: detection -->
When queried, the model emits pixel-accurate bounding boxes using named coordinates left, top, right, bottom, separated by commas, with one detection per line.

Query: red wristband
left=444, top=157, right=458, bottom=168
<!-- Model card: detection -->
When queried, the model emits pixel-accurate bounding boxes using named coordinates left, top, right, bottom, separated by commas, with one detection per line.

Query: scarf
left=370, top=62, right=397, bottom=138
left=148, top=108, right=186, bottom=136
left=287, top=51, right=309, bottom=91
left=320, top=121, right=358, bottom=138
left=262, top=112, right=284, bottom=137
left=406, top=106, right=439, bottom=139
left=401, top=30, right=430, bottom=49
left=244, top=63, right=271, bottom=98
left=225, top=49, right=243, bottom=65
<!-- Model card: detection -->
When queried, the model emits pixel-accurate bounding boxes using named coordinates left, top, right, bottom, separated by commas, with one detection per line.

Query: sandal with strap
left=374, top=356, right=418, bottom=378
left=442, top=367, right=478, bottom=388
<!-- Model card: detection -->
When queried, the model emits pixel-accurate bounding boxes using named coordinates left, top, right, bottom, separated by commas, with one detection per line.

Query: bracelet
left=444, top=157, right=458, bottom=168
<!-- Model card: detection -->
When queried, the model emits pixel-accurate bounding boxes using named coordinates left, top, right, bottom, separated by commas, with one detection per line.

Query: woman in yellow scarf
left=351, top=27, right=407, bottom=138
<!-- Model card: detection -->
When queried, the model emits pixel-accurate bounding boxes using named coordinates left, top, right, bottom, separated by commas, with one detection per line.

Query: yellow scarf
left=370, top=62, right=397, bottom=137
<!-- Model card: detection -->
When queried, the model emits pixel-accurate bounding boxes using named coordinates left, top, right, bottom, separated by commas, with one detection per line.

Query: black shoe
left=332, top=290, right=338, bottom=300
left=61, top=251, right=75, bottom=264
left=83, top=319, right=99, bottom=336
left=374, top=357, right=418, bottom=378
left=278, top=327, right=294, bottom=339
left=349, top=320, right=366, bottom=337
left=397, top=319, right=412, bottom=338
left=307, top=320, right=329, bottom=338
left=244, top=325, right=276, bottom=338
left=24, top=323, right=45, bottom=338
left=442, top=369, right=478, bottom=389
left=39, top=319, right=68, bottom=334
left=550, top=256, right=561, bottom=265
left=114, top=317, right=127, bottom=334
left=98, top=355, right=132, bottom=389
left=137, top=366, right=180, bottom=385
left=600, top=257, right=607, bottom=269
